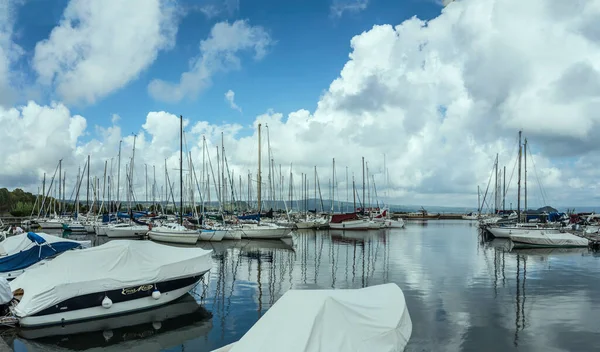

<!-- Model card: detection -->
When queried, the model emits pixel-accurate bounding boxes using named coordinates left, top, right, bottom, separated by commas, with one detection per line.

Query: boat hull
left=148, top=231, right=199, bottom=244
left=510, top=232, right=588, bottom=249
left=198, top=230, right=226, bottom=242
left=105, top=226, right=148, bottom=238
left=295, top=221, right=316, bottom=229
left=37, top=221, right=63, bottom=230
left=237, top=226, right=293, bottom=239
left=222, top=230, right=242, bottom=240
left=329, top=219, right=372, bottom=231
left=17, top=273, right=206, bottom=327
left=488, top=227, right=560, bottom=239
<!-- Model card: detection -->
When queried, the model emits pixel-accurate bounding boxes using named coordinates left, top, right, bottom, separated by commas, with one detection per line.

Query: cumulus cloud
left=32, top=0, right=178, bottom=105
left=225, top=89, right=242, bottom=112
left=3, top=0, right=600, bottom=208
left=331, top=0, right=368, bottom=18
left=0, top=0, right=24, bottom=107
left=148, top=20, right=272, bottom=103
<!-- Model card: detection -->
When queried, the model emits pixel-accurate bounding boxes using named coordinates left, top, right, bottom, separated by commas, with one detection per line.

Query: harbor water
left=7, top=220, right=600, bottom=351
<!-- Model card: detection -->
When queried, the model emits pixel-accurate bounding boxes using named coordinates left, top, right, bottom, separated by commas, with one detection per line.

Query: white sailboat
left=236, top=123, right=293, bottom=240
left=148, top=223, right=199, bottom=245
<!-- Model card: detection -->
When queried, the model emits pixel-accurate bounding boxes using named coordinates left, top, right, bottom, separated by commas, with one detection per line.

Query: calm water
left=7, top=220, right=600, bottom=351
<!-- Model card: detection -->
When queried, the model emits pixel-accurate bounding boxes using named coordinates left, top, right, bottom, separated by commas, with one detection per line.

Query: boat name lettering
left=121, top=284, right=154, bottom=295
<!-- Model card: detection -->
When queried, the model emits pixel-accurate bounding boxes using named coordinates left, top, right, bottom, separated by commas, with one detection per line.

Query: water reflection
left=9, top=222, right=600, bottom=351
left=13, top=294, right=212, bottom=351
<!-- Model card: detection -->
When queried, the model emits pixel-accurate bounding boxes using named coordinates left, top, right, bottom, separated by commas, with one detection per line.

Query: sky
left=0, top=0, right=599, bottom=209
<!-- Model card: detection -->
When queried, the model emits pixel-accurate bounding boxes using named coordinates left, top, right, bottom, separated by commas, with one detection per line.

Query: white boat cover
left=0, top=232, right=91, bottom=256
left=0, top=277, right=12, bottom=304
left=510, top=232, right=588, bottom=248
left=10, top=240, right=212, bottom=317
left=228, top=283, right=412, bottom=352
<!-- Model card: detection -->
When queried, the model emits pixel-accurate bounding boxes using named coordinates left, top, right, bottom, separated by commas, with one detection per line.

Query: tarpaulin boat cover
left=10, top=240, right=212, bottom=317
left=0, top=233, right=91, bottom=272
left=229, top=283, right=412, bottom=352
left=510, top=232, right=588, bottom=248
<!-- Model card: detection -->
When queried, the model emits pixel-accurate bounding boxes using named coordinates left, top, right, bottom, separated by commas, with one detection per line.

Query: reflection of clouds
left=200, top=222, right=599, bottom=352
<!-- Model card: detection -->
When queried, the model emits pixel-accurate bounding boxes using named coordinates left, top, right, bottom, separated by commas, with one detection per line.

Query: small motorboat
left=0, top=232, right=91, bottom=280
left=212, top=283, right=412, bottom=352
left=8, top=240, right=213, bottom=327
left=510, top=231, right=589, bottom=249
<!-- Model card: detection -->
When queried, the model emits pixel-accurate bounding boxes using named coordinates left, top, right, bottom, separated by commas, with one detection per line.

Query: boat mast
left=503, top=166, right=506, bottom=211
left=477, top=185, right=480, bottom=215
left=257, top=123, right=262, bottom=213
left=524, top=138, right=528, bottom=218
left=145, top=164, right=148, bottom=206
left=517, top=131, right=522, bottom=222
left=362, top=157, right=365, bottom=215
left=87, top=154, right=90, bottom=209
left=314, top=166, right=317, bottom=214
left=494, top=153, right=498, bottom=214
left=180, top=115, right=183, bottom=226
left=353, top=173, right=356, bottom=212
left=58, top=160, right=62, bottom=215
left=332, top=158, right=335, bottom=214
left=117, top=140, right=122, bottom=208
left=345, top=166, right=349, bottom=213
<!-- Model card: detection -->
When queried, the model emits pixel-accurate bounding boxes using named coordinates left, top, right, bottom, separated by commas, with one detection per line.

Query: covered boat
left=9, top=240, right=212, bottom=327
left=510, top=231, right=589, bottom=249
left=212, top=283, right=412, bottom=352
left=0, top=232, right=90, bottom=280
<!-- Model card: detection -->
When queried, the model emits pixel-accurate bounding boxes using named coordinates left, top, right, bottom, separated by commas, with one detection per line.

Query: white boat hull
left=105, top=226, right=148, bottom=238
left=375, top=219, right=405, bottom=228
left=329, top=219, right=373, bottom=231
left=223, top=230, right=242, bottom=240
left=236, top=226, right=293, bottom=239
left=17, top=282, right=198, bottom=327
left=488, top=226, right=561, bottom=238
left=95, top=224, right=110, bottom=236
left=296, top=221, right=317, bottom=229
left=37, top=221, right=63, bottom=230
left=148, top=231, right=199, bottom=244
left=510, top=232, right=588, bottom=249
left=199, top=230, right=226, bottom=242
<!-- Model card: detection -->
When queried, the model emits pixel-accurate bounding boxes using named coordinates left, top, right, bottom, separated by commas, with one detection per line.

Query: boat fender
left=152, top=289, right=161, bottom=300
left=103, top=330, right=113, bottom=341
left=152, top=321, right=162, bottom=330
left=102, top=296, right=112, bottom=308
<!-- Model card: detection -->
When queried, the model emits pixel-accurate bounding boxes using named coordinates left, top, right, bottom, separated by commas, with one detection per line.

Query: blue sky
left=13, top=0, right=443, bottom=138
left=3, top=0, right=598, bottom=207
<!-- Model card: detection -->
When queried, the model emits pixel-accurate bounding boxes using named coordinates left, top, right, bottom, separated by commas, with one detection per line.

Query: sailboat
left=106, top=136, right=150, bottom=239
left=148, top=115, right=200, bottom=245
left=232, top=124, right=292, bottom=240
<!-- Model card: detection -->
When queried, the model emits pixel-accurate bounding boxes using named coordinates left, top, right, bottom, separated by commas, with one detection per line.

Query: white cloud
left=3, top=0, right=600, bottom=208
left=32, top=0, right=178, bottom=105
left=148, top=20, right=272, bottom=103
left=331, top=0, right=369, bottom=18
left=0, top=0, right=24, bottom=107
left=225, top=89, right=242, bottom=112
